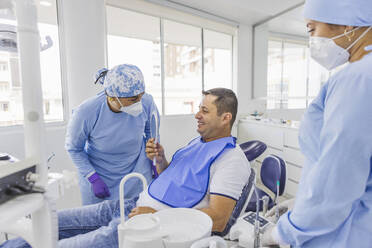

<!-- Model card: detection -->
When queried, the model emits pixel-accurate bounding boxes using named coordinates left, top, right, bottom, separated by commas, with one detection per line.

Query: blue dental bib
left=148, top=136, right=236, bottom=208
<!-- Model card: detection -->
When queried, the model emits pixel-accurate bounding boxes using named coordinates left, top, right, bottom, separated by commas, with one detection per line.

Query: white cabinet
left=283, top=129, right=300, bottom=149
left=238, top=120, right=305, bottom=197
left=283, top=147, right=305, bottom=168
left=238, top=121, right=283, bottom=149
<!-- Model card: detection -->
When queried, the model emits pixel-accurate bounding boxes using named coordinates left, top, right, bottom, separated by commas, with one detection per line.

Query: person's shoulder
left=326, top=54, right=372, bottom=101
left=211, top=144, right=251, bottom=187
left=215, top=145, right=250, bottom=169
left=351, top=52, right=372, bottom=72
left=142, top=93, right=160, bottom=118
left=141, top=93, right=155, bottom=105
left=334, top=54, right=372, bottom=84
left=222, top=145, right=247, bottom=158
left=73, top=91, right=105, bottom=115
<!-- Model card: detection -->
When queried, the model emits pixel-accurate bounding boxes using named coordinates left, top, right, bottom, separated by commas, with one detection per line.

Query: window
left=0, top=61, right=8, bottom=71
left=203, top=29, right=232, bottom=90
left=0, top=0, right=64, bottom=127
left=0, top=81, right=9, bottom=92
left=106, top=5, right=234, bottom=115
left=0, top=102, right=9, bottom=112
left=267, top=37, right=330, bottom=109
left=163, top=20, right=202, bottom=115
left=106, top=6, right=162, bottom=112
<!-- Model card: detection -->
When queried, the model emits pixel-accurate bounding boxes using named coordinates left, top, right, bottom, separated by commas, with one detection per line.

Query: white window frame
left=105, top=1, right=237, bottom=116
left=0, top=0, right=68, bottom=132
left=266, top=34, right=327, bottom=110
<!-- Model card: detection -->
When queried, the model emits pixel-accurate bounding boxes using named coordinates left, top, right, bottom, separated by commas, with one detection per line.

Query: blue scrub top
left=65, top=92, right=160, bottom=202
left=277, top=53, right=372, bottom=247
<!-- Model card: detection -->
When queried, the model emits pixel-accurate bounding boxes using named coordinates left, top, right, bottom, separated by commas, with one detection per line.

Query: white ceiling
left=268, top=5, right=307, bottom=37
left=166, top=0, right=305, bottom=25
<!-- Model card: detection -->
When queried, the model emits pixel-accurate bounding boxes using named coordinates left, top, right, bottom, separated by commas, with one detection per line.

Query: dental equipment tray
left=0, top=158, right=37, bottom=204
left=243, top=212, right=270, bottom=228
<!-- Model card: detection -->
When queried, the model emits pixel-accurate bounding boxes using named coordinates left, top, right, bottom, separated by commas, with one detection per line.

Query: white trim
left=103, top=0, right=109, bottom=69
left=56, top=0, right=70, bottom=122
left=144, top=0, right=239, bottom=27
left=0, top=121, right=66, bottom=134
left=160, top=18, right=165, bottom=115
left=269, top=32, right=308, bottom=44
left=0, top=0, right=67, bottom=130
left=106, top=0, right=237, bottom=36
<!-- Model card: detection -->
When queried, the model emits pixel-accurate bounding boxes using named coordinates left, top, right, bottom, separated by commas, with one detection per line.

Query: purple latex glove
left=88, top=172, right=111, bottom=198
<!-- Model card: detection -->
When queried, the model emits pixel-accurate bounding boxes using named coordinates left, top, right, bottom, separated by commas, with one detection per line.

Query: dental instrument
left=150, top=111, right=159, bottom=178
left=262, top=196, right=269, bottom=216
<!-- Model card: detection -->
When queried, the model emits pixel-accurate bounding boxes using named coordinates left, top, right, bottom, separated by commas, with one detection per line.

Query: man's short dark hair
left=202, top=88, right=238, bottom=128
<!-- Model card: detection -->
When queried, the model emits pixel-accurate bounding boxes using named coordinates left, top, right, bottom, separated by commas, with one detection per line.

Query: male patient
left=1, top=88, right=250, bottom=248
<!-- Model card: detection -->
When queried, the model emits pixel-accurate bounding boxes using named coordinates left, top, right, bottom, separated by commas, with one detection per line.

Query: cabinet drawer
left=284, top=129, right=300, bottom=149
left=238, top=123, right=283, bottom=149
left=286, top=163, right=302, bottom=183
left=283, top=147, right=305, bottom=167
left=285, top=179, right=299, bottom=197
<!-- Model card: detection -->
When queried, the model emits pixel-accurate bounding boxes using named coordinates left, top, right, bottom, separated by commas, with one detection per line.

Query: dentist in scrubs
left=65, top=64, right=160, bottom=205
left=262, top=0, right=372, bottom=247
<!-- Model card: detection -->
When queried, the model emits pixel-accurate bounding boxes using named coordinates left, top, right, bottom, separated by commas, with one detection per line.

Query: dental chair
left=213, top=168, right=256, bottom=237
left=239, top=140, right=267, bottom=162
left=245, top=154, right=286, bottom=212
left=212, top=140, right=267, bottom=237
left=209, top=140, right=267, bottom=237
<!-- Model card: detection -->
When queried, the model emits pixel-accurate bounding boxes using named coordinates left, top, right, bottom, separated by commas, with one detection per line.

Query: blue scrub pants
left=0, top=197, right=138, bottom=248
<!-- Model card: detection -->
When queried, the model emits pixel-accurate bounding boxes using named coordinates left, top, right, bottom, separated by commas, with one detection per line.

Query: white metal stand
left=0, top=0, right=57, bottom=247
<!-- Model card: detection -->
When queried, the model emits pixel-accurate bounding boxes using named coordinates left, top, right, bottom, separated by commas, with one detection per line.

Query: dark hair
left=202, top=88, right=238, bottom=128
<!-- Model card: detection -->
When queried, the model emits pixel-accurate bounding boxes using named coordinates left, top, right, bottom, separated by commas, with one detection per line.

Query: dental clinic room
left=1, top=0, right=372, bottom=247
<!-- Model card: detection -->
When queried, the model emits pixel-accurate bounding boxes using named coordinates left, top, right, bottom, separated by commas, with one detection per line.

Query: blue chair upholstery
left=261, top=155, right=286, bottom=195
left=239, top=140, right=267, bottom=162
left=213, top=168, right=256, bottom=237
left=246, top=154, right=286, bottom=212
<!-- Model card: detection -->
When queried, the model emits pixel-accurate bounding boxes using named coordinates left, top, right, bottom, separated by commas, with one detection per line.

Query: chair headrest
left=260, top=155, right=286, bottom=196
left=239, top=140, right=267, bottom=162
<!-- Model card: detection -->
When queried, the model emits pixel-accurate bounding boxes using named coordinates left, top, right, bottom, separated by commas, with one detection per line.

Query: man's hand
left=146, top=138, right=168, bottom=172
left=128, top=206, right=157, bottom=218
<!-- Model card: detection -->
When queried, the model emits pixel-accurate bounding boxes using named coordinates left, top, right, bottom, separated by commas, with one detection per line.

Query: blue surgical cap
left=95, top=64, right=145, bottom=98
left=304, top=0, right=372, bottom=26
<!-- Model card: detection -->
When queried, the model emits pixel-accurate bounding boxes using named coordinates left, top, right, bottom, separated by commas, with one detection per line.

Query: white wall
left=160, top=115, right=199, bottom=160
left=245, top=23, right=306, bottom=121
left=58, top=0, right=107, bottom=112
left=253, top=24, right=269, bottom=99
left=0, top=0, right=255, bottom=210
left=235, top=24, right=253, bottom=117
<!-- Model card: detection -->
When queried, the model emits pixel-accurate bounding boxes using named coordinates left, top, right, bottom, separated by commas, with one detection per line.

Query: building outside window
left=163, top=20, right=202, bottom=115
left=106, top=6, right=162, bottom=112
left=0, top=0, right=64, bottom=127
left=0, top=61, right=8, bottom=71
left=106, top=5, right=234, bottom=116
left=0, top=102, right=9, bottom=112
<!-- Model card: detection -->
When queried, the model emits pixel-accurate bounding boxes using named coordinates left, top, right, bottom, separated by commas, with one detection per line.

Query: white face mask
left=117, top=99, right=143, bottom=117
left=309, top=26, right=372, bottom=70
